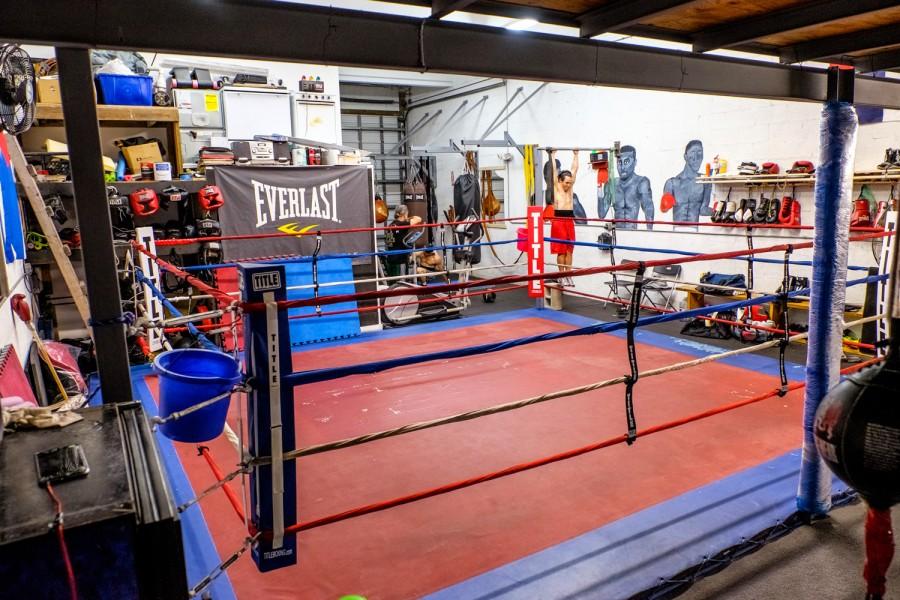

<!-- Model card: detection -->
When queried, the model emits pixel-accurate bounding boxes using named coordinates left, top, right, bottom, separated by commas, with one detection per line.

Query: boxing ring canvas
left=117, top=307, right=848, bottom=600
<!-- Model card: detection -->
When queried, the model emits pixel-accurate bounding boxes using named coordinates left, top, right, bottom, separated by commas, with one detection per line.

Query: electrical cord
left=46, top=483, right=78, bottom=600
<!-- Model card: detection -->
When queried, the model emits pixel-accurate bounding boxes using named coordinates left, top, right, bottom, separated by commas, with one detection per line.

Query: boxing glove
left=766, top=197, right=781, bottom=224
left=778, top=196, right=794, bottom=224
left=723, top=200, right=738, bottom=223
left=754, top=197, right=770, bottom=223
left=742, top=199, right=757, bottom=223
left=873, top=200, right=888, bottom=227
left=710, top=200, right=722, bottom=223
left=734, top=199, right=747, bottom=223
left=850, top=198, right=873, bottom=228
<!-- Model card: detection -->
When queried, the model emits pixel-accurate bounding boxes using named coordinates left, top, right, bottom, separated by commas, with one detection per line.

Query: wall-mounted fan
left=0, top=44, right=36, bottom=135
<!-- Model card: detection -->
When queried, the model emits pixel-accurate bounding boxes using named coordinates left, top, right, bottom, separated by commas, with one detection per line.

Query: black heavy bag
left=403, top=171, right=428, bottom=247
left=814, top=351, right=900, bottom=510
left=453, top=170, right=482, bottom=265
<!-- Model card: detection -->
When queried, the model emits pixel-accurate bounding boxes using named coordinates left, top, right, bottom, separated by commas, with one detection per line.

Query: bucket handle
left=152, top=382, right=250, bottom=429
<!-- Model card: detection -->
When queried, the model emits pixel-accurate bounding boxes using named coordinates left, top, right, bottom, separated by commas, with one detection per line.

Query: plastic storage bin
left=95, top=73, right=153, bottom=106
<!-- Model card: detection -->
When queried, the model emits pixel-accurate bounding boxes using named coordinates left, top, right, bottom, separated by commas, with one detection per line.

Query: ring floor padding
left=135, top=310, right=813, bottom=599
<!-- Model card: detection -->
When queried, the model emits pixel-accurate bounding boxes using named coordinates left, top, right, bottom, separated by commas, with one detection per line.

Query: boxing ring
left=92, top=77, right=900, bottom=599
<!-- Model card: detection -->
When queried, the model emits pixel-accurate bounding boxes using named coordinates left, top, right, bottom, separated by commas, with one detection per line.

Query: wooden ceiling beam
left=780, top=22, right=900, bottom=64
left=431, top=0, right=479, bottom=19
left=693, top=0, right=900, bottom=53
left=578, top=0, right=694, bottom=38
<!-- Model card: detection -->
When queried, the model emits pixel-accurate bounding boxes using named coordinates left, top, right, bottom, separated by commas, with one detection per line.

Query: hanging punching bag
left=813, top=350, right=900, bottom=510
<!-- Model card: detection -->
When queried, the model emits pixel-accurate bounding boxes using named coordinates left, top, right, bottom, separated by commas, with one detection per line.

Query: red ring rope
left=131, top=241, right=235, bottom=306
left=250, top=356, right=879, bottom=537
left=155, top=216, right=523, bottom=246
left=241, top=231, right=890, bottom=312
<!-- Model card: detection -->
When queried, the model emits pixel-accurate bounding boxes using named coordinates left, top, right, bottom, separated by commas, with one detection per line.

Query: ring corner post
left=797, top=65, right=858, bottom=516
left=239, top=262, right=297, bottom=571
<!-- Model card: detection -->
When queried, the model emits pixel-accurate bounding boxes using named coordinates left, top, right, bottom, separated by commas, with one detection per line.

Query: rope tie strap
left=624, top=261, right=646, bottom=445
left=188, top=533, right=260, bottom=598
left=777, top=245, right=794, bottom=396
left=151, top=383, right=250, bottom=427
left=745, top=225, right=754, bottom=299
left=312, top=231, right=323, bottom=316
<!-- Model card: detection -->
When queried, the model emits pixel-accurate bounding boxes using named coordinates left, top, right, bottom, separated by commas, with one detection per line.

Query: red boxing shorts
left=550, top=210, right=575, bottom=255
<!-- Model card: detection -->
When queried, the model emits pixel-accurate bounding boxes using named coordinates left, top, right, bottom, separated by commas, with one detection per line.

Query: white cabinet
left=291, top=94, right=339, bottom=145
left=222, top=87, right=292, bottom=140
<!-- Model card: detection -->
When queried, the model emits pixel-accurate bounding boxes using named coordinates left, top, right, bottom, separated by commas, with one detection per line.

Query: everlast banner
left=211, top=165, right=373, bottom=261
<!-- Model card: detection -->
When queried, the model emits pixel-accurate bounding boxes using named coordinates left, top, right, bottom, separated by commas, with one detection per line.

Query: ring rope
left=244, top=232, right=889, bottom=312
left=554, top=285, right=876, bottom=350
left=131, top=242, right=236, bottom=307
left=179, top=238, right=519, bottom=272
left=281, top=275, right=884, bottom=387
left=549, top=236, right=875, bottom=271
left=249, top=313, right=884, bottom=465
left=264, top=356, right=882, bottom=537
left=156, top=215, right=524, bottom=247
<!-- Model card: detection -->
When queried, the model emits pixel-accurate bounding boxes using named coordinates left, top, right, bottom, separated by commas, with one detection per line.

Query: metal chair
left=640, top=264, right=682, bottom=311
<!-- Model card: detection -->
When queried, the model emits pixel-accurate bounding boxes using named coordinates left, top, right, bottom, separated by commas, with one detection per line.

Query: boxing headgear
left=660, top=192, right=676, bottom=213
left=198, top=185, right=224, bottom=211
left=196, top=218, right=221, bottom=238
left=129, top=188, right=159, bottom=217
left=165, top=220, right=183, bottom=239
left=160, top=186, right=189, bottom=208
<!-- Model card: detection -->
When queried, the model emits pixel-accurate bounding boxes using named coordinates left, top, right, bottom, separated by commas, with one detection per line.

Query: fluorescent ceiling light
left=506, top=18, right=537, bottom=31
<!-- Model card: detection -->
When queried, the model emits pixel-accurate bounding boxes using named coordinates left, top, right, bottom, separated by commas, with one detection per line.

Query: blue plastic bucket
left=153, top=349, right=242, bottom=442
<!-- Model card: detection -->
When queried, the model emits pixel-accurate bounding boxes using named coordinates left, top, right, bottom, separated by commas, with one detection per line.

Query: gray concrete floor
left=680, top=502, right=900, bottom=600
left=462, top=288, right=894, bottom=600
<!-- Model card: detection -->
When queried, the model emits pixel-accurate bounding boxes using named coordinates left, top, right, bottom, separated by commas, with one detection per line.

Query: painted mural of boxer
left=664, top=139, right=712, bottom=230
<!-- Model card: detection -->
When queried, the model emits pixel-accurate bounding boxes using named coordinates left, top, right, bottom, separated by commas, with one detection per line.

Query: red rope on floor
left=258, top=357, right=879, bottom=537
left=242, top=232, right=890, bottom=313
left=199, top=446, right=246, bottom=524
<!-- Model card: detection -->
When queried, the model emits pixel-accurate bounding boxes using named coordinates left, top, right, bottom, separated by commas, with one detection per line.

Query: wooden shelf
left=36, top=103, right=179, bottom=124
left=698, top=170, right=900, bottom=186
left=32, top=103, right=183, bottom=174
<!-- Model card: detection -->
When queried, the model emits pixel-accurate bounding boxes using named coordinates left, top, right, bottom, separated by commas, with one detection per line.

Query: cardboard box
left=121, top=142, right=163, bottom=175
left=37, top=77, right=61, bottom=104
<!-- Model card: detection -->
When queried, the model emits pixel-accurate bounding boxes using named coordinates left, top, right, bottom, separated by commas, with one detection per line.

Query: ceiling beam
left=693, top=0, right=900, bottom=53
left=578, top=0, right=694, bottom=38
left=431, top=0, right=478, bottom=19
left=780, top=22, right=900, bottom=64
left=842, top=47, right=900, bottom=73
left=4, top=0, right=900, bottom=108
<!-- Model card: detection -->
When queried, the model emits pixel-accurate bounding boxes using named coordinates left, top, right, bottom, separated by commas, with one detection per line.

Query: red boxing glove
left=851, top=198, right=873, bottom=228
left=660, top=192, right=676, bottom=213
left=778, top=196, right=794, bottom=225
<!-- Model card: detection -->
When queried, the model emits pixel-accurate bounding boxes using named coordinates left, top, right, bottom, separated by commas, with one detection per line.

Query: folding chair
left=640, top=264, right=682, bottom=311
left=603, top=258, right=639, bottom=308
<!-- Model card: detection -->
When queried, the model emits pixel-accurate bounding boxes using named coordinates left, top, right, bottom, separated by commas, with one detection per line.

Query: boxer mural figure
left=663, top=139, right=712, bottom=230
left=600, top=145, right=654, bottom=230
